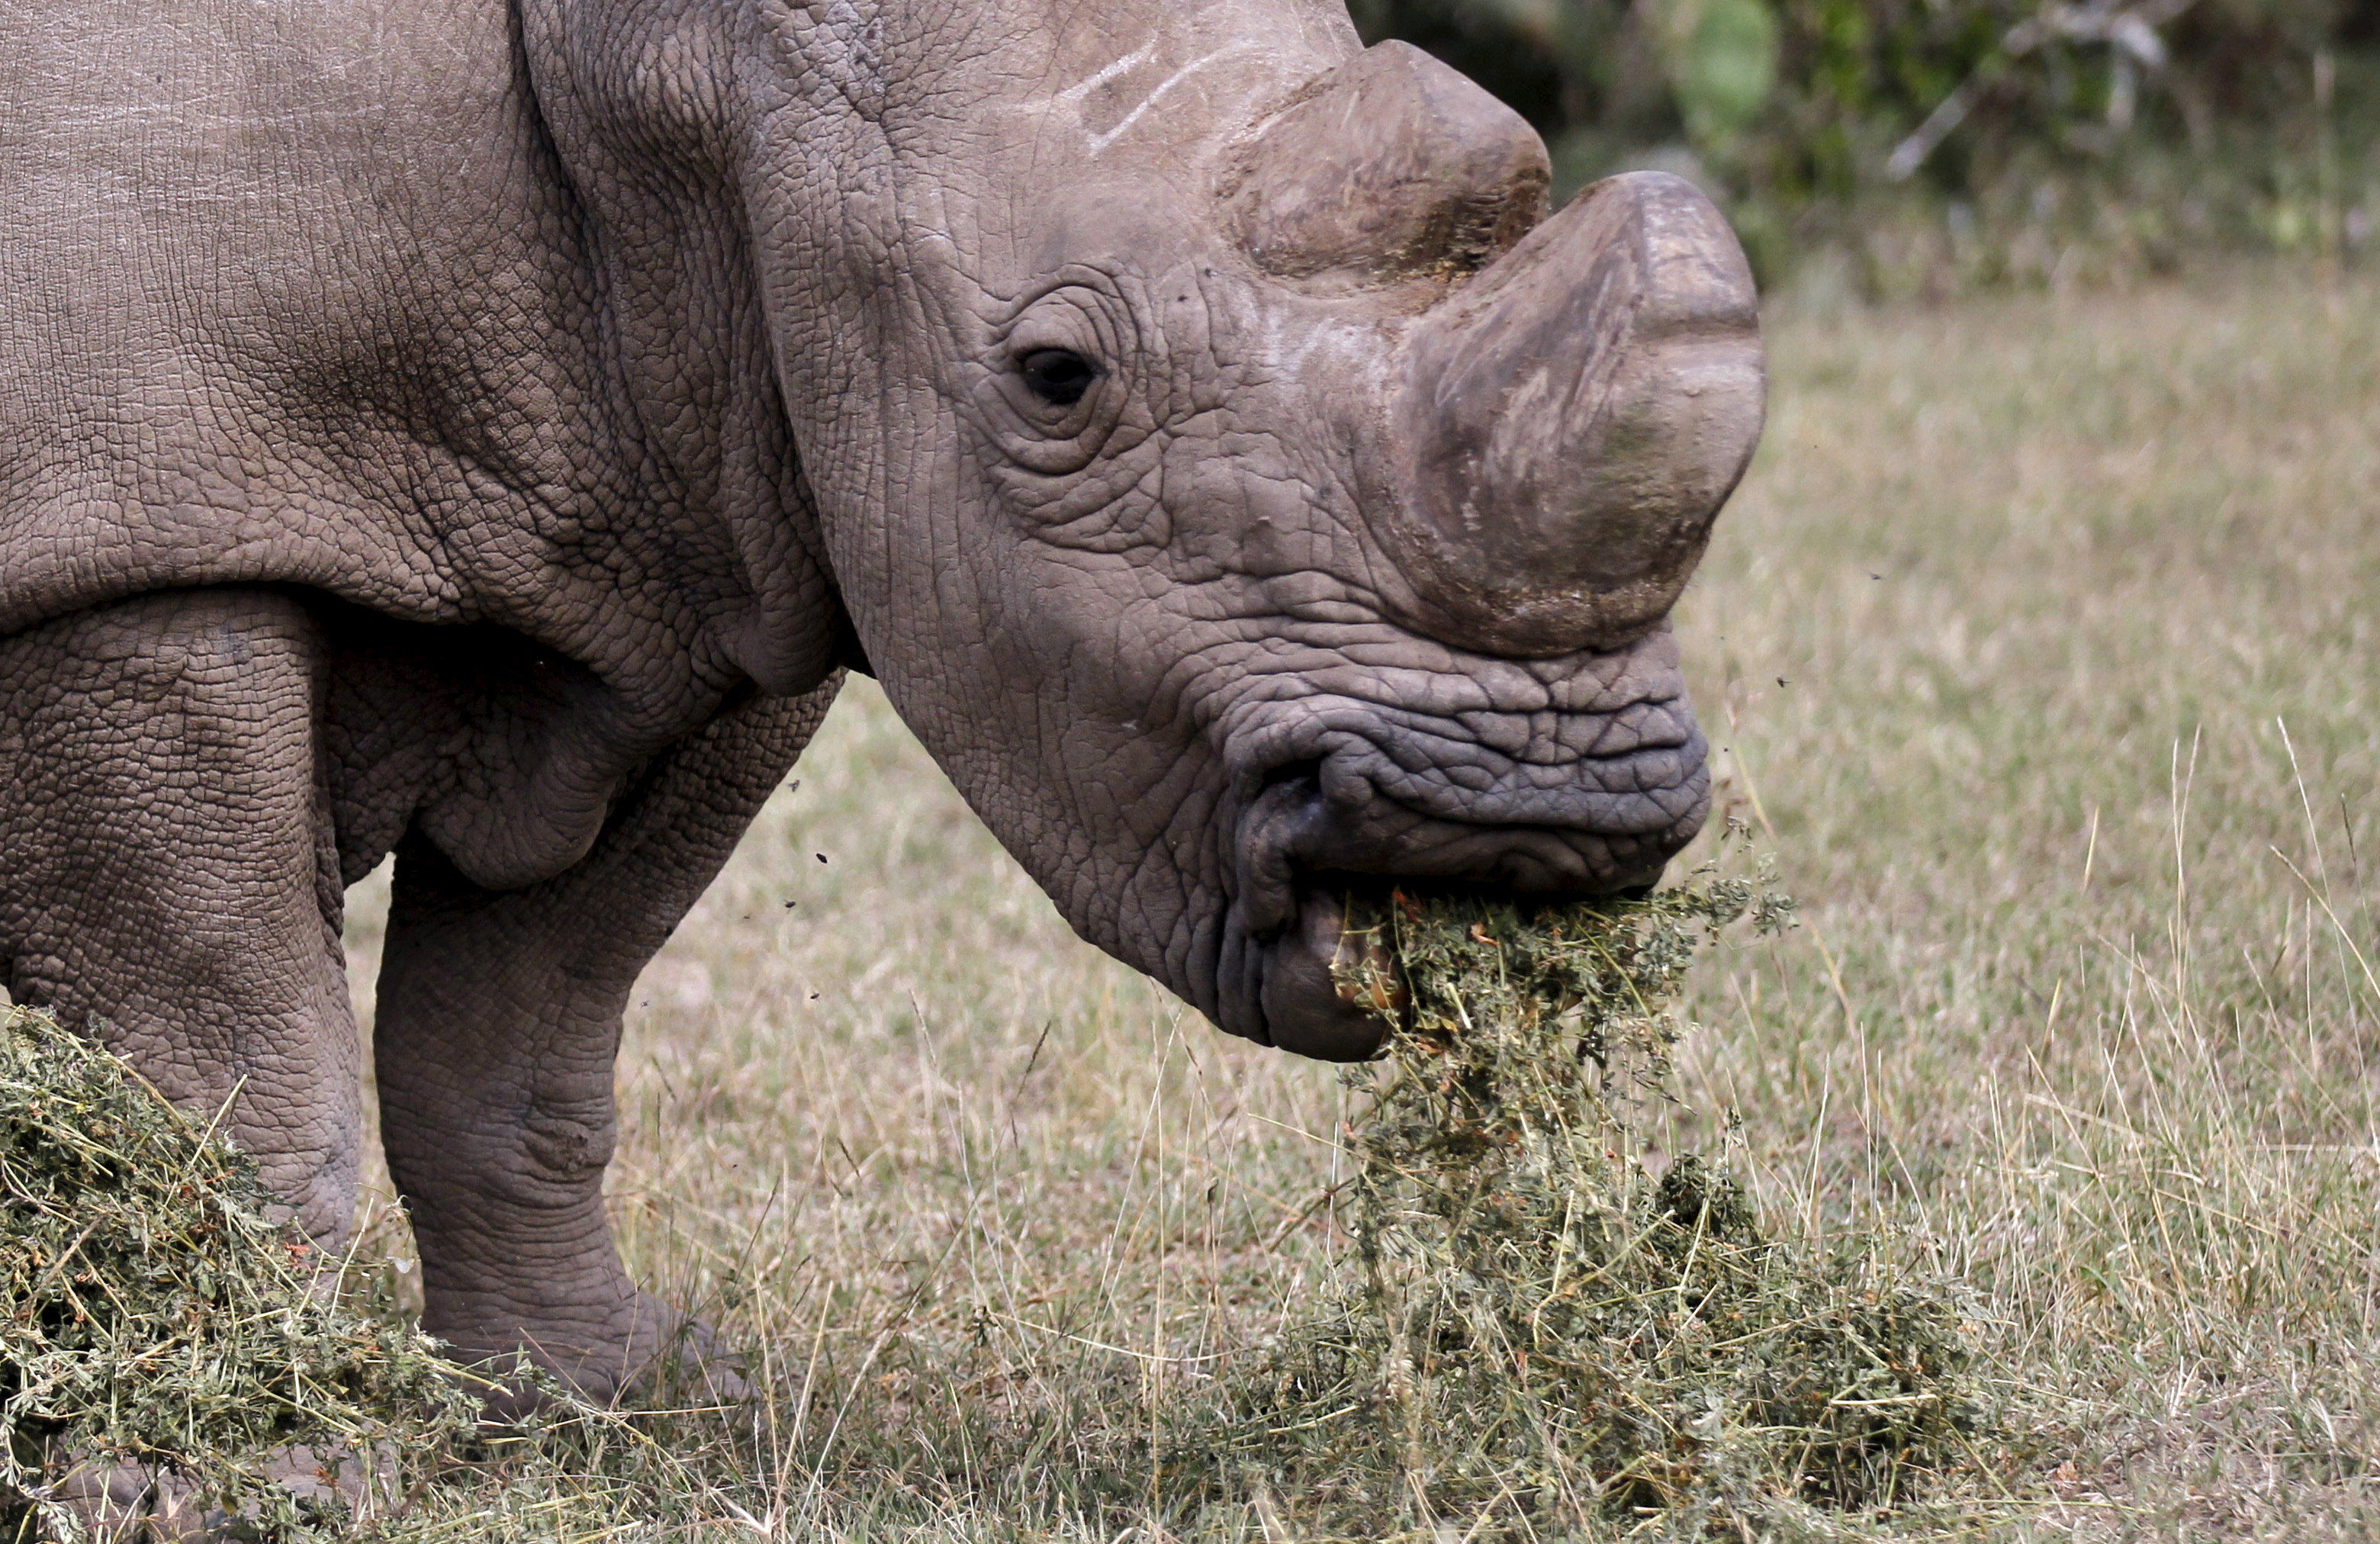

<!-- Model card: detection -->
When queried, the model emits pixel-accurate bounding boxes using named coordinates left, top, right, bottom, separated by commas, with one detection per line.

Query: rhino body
left=0, top=0, right=1759, bottom=1396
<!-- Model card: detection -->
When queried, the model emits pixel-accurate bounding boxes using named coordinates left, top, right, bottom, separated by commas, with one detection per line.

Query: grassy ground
left=343, top=265, right=2380, bottom=1539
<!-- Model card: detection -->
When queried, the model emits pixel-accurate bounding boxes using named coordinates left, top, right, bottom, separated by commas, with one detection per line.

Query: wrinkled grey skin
left=0, top=0, right=1758, bottom=1401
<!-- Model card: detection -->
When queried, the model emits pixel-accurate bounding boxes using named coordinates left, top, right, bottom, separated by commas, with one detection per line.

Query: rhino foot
left=471, top=1291, right=752, bottom=1423
left=610, top=1291, right=753, bottom=1412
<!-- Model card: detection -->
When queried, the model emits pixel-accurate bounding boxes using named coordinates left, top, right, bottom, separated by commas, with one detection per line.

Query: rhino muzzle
left=1210, top=628, right=1711, bottom=1061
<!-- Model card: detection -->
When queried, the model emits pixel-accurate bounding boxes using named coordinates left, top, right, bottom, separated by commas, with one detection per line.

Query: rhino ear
left=1224, top=41, right=1551, bottom=289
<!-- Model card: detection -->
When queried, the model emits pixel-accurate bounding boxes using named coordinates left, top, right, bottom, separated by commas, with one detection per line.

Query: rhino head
left=546, top=2, right=1762, bottom=1060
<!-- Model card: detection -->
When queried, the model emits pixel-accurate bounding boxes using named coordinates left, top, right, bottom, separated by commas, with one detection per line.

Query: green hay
left=0, top=1008, right=780, bottom=1543
left=0, top=1006, right=478, bottom=1541
left=1177, top=848, right=1992, bottom=1539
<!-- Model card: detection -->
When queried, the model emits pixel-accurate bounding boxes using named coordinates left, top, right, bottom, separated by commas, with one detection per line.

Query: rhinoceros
left=0, top=0, right=1761, bottom=1401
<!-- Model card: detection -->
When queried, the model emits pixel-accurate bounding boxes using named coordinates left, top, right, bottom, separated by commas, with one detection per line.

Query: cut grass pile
left=0, top=1007, right=474, bottom=1541
left=1168, top=859, right=1996, bottom=1539
left=0, top=1009, right=727, bottom=1543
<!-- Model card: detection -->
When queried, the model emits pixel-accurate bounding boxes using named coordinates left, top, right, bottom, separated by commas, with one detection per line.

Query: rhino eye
left=1018, top=348, right=1098, bottom=407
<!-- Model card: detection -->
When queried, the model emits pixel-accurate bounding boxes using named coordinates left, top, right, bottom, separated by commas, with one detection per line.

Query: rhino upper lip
left=1227, top=706, right=1709, bottom=941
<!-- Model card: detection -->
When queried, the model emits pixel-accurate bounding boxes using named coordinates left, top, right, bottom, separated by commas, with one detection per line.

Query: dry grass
left=326, top=263, right=2379, bottom=1539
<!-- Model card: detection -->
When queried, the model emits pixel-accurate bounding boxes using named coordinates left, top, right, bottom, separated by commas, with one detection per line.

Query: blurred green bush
left=1352, top=0, right=2380, bottom=288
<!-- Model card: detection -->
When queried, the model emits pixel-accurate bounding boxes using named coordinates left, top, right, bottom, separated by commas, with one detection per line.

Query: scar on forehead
left=1018, top=40, right=1262, bottom=156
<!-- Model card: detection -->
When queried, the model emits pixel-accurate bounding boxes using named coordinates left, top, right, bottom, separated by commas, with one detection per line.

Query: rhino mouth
left=1213, top=702, right=1709, bottom=1060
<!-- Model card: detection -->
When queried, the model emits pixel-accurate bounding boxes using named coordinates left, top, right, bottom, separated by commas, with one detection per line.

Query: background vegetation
left=325, top=265, right=2379, bottom=1538
left=1357, top=0, right=2380, bottom=289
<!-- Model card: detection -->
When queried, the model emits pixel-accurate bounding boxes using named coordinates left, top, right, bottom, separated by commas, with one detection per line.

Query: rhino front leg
left=372, top=680, right=839, bottom=1408
left=0, top=587, right=360, bottom=1245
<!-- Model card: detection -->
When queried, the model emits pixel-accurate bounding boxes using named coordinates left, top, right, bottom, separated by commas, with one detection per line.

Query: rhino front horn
left=1390, top=171, right=1765, bottom=658
left=1225, top=41, right=1550, bottom=288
